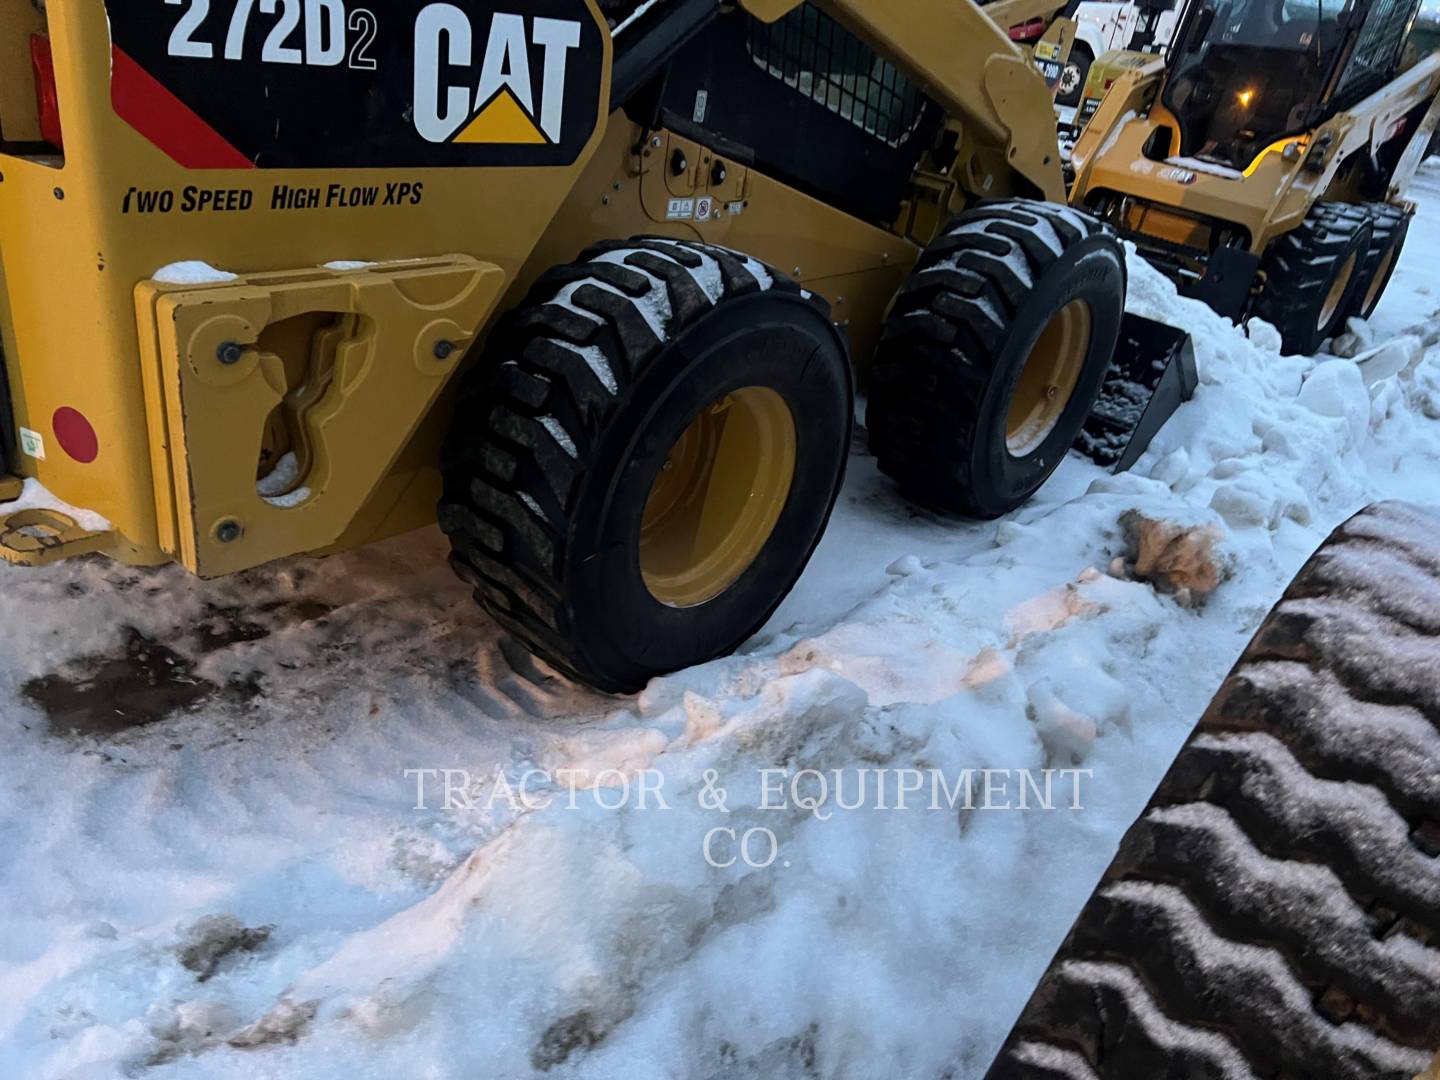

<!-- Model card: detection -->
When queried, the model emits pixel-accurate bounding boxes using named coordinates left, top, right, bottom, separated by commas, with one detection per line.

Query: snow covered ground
left=8, top=168, right=1440, bottom=1080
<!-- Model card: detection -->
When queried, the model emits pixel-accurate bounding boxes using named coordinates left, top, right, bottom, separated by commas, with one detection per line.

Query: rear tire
left=1254, top=202, right=1372, bottom=355
left=440, top=239, right=852, bottom=693
left=867, top=200, right=1126, bottom=518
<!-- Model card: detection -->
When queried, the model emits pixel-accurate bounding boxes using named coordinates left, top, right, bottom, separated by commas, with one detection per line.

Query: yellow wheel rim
left=640, top=386, right=797, bottom=608
left=1319, top=250, right=1358, bottom=332
left=1361, top=244, right=1397, bottom=316
left=1006, top=299, right=1092, bottom=457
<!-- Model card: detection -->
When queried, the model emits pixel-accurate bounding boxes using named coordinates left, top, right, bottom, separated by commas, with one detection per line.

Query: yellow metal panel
left=0, top=0, right=46, bottom=145
left=0, top=1, right=611, bottom=569
left=136, top=258, right=506, bottom=576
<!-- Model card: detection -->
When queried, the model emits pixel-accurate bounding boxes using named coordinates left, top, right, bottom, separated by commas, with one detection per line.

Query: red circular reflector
left=53, top=407, right=99, bottom=464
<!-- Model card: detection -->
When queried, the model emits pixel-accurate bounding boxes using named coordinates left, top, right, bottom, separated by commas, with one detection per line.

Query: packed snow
left=0, top=478, right=113, bottom=534
left=9, top=166, right=1440, bottom=1079
left=151, top=262, right=239, bottom=286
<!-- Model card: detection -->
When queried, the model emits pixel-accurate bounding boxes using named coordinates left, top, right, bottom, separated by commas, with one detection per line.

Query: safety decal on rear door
left=105, top=1, right=607, bottom=170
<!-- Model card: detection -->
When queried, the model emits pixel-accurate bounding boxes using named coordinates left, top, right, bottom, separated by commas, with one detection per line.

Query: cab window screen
left=747, top=6, right=926, bottom=148
left=1334, top=0, right=1421, bottom=105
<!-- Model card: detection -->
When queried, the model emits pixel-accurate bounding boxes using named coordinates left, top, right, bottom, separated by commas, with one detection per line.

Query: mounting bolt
left=433, top=340, right=457, bottom=360
left=216, top=519, right=243, bottom=544
left=217, top=341, right=243, bottom=365
left=53, top=187, right=64, bottom=200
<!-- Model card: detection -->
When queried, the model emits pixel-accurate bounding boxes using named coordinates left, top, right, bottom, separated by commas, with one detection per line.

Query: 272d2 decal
left=106, top=0, right=606, bottom=170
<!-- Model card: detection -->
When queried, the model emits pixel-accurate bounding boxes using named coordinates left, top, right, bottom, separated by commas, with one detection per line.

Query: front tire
left=867, top=200, right=1126, bottom=518
left=440, top=239, right=852, bottom=693
left=1349, top=204, right=1410, bottom=322
left=1254, top=202, right=1372, bottom=355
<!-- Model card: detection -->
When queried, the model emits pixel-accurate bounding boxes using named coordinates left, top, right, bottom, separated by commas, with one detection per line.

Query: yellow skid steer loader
left=0, top=0, right=1193, bottom=691
left=1069, top=0, right=1440, bottom=353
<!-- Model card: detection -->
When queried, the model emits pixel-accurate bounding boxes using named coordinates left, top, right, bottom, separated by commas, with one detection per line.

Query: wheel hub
left=1006, top=299, right=1092, bottom=457
left=640, top=386, right=797, bottom=608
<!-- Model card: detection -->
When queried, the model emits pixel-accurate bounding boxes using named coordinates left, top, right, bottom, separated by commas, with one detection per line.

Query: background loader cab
left=1164, top=0, right=1357, bottom=170
left=1069, top=0, right=1440, bottom=353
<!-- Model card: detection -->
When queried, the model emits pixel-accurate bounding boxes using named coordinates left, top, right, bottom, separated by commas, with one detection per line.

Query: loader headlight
left=1237, top=88, right=1256, bottom=108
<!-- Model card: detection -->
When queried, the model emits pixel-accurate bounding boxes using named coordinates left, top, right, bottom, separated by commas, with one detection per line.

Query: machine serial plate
left=105, top=1, right=606, bottom=169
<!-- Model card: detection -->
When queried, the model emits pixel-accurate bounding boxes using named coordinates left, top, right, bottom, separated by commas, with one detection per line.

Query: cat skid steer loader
left=1068, top=0, right=1440, bottom=353
left=0, top=0, right=1195, bottom=692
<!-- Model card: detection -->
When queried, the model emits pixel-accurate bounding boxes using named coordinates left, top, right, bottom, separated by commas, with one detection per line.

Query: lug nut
left=217, top=341, right=243, bottom=365
left=216, top=519, right=243, bottom=544
left=433, top=340, right=457, bottom=360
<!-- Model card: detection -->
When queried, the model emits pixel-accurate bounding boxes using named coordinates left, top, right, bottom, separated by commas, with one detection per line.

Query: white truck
left=1056, top=0, right=1181, bottom=106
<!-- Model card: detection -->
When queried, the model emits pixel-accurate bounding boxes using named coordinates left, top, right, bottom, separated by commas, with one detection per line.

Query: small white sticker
left=19, top=427, right=45, bottom=461
left=666, top=198, right=695, bottom=220
left=695, top=196, right=715, bottom=223
left=727, top=201, right=745, bottom=216
left=693, top=89, right=709, bottom=124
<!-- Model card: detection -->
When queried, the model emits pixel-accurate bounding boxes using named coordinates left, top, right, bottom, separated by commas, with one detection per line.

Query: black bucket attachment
left=1075, top=314, right=1199, bottom=473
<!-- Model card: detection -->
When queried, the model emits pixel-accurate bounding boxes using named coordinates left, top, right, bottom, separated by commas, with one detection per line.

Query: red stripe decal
left=111, top=47, right=254, bottom=170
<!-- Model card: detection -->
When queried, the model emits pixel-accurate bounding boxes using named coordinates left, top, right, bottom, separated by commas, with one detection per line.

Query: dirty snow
left=8, top=166, right=1440, bottom=1079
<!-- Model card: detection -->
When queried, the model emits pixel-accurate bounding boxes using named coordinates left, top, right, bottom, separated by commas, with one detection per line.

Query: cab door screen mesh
left=1334, top=0, right=1422, bottom=105
left=747, top=6, right=926, bottom=148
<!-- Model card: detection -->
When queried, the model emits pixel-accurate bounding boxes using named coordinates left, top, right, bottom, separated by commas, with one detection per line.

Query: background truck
left=1056, top=0, right=1182, bottom=107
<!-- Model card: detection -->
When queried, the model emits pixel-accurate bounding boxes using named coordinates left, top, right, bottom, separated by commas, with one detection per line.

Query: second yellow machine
left=1069, top=0, right=1440, bottom=353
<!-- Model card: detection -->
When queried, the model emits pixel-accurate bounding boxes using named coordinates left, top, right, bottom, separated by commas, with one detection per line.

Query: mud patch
left=194, top=604, right=272, bottom=654
left=176, top=914, right=274, bottom=982
left=25, top=628, right=220, bottom=736
left=531, top=1010, right=610, bottom=1071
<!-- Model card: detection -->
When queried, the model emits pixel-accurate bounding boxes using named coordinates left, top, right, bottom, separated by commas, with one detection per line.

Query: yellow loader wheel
left=867, top=200, right=1125, bottom=518
left=1254, top=202, right=1372, bottom=356
left=439, top=239, right=852, bottom=693
left=987, top=502, right=1440, bottom=1080
left=1347, top=203, right=1412, bottom=323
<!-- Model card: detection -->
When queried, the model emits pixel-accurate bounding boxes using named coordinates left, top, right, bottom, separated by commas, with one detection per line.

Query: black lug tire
left=1055, top=45, right=1093, bottom=109
left=439, top=238, right=852, bottom=694
left=987, top=502, right=1440, bottom=1080
left=867, top=199, right=1126, bottom=518
left=1349, top=203, right=1411, bottom=321
left=1254, top=202, right=1372, bottom=355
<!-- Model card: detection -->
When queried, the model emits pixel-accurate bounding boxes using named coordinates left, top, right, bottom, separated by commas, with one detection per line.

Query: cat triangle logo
left=453, top=86, right=549, bottom=145
left=413, top=9, right=587, bottom=150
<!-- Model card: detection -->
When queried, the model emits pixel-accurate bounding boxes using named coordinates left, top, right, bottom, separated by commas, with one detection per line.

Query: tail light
left=30, top=34, right=62, bottom=150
